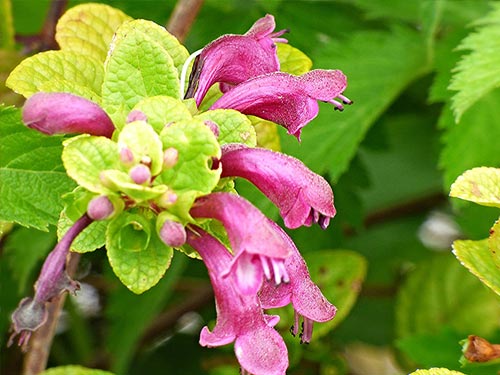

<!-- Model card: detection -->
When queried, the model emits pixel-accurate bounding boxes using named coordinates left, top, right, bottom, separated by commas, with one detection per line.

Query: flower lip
left=210, top=70, right=348, bottom=140
left=220, top=144, right=336, bottom=229
left=185, top=14, right=287, bottom=106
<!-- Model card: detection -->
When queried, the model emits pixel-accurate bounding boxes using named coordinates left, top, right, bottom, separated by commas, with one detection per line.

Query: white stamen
left=179, top=48, right=203, bottom=99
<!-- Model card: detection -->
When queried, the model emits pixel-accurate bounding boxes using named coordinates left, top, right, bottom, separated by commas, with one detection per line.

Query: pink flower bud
left=119, top=147, right=135, bottom=166
left=163, top=147, right=179, bottom=169
left=157, top=191, right=178, bottom=208
left=126, top=110, right=148, bottom=123
left=129, top=164, right=151, bottom=184
left=87, top=196, right=114, bottom=220
left=22, top=92, right=115, bottom=137
left=159, top=220, right=186, bottom=247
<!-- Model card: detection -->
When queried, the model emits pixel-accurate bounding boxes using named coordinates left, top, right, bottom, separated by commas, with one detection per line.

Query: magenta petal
left=199, top=325, right=236, bottom=347
left=22, top=92, right=114, bottom=137
left=235, top=324, right=288, bottom=375
left=228, top=251, right=264, bottom=296
left=221, top=145, right=335, bottom=229
left=186, top=15, right=285, bottom=106
left=211, top=70, right=347, bottom=140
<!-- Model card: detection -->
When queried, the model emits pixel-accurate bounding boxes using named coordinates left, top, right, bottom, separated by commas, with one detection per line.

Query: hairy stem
left=166, top=0, right=204, bottom=43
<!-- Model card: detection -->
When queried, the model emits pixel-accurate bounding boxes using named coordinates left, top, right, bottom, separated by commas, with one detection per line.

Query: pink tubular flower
left=185, top=14, right=287, bottom=106
left=22, top=92, right=115, bottom=137
left=221, top=144, right=336, bottom=229
left=9, top=214, right=93, bottom=348
left=186, top=227, right=288, bottom=375
left=190, top=192, right=292, bottom=295
left=210, top=69, right=350, bottom=140
left=259, top=222, right=336, bottom=344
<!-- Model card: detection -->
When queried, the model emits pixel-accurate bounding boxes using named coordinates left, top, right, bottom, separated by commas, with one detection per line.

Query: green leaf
left=112, top=18, right=189, bottom=75
left=453, top=239, right=500, bottom=297
left=283, top=26, right=429, bottom=181
left=102, top=20, right=181, bottom=128
left=55, top=3, right=132, bottom=62
left=0, top=106, right=76, bottom=230
left=396, top=254, right=500, bottom=339
left=62, top=135, right=120, bottom=195
left=4, top=226, right=55, bottom=292
left=408, top=368, right=467, bottom=375
left=106, top=211, right=173, bottom=294
left=159, top=119, right=221, bottom=218
left=449, top=3, right=500, bottom=122
left=306, top=249, right=367, bottom=337
left=489, top=219, right=500, bottom=268
left=105, top=254, right=186, bottom=374
left=195, top=109, right=257, bottom=146
left=58, top=189, right=107, bottom=253
left=6, top=51, right=103, bottom=101
left=40, top=365, right=115, bottom=375
left=249, top=116, right=281, bottom=151
left=276, top=43, right=312, bottom=75
left=132, top=96, right=192, bottom=133
left=118, top=121, right=164, bottom=175
left=450, top=167, right=500, bottom=208
left=439, top=91, right=500, bottom=188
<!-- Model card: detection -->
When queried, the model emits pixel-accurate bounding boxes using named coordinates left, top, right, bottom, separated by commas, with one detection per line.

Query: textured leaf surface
left=132, top=96, right=192, bottom=133
left=396, top=254, right=500, bottom=339
left=56, top=3, right=132, bottom=62
left=195, top=109, right=257, bottom=146
left=107, top=212, right=173, bottom=294
left=277, top=43, right=312, bottom=75
left=450, top=167, right=500, bottom=208
left=449, top=3, right=500, bottom=121
left=453, top=239, right=500, bottom=297
left=6, top=51, right=103, bottom=101
left=283, top=27, right=429, bottom=181
left=489, top=219, right=500, bottom=268
left=62, top=135, right=119, bottom=194
left=250, top=117, right=281, bottom=151
left=102, top=20, right=181, bottom=128
left=58, top=211, right=107, bottom=253
left=0, top=106, right=75, bottom=229
left=306, top=249, right=367, bottom=337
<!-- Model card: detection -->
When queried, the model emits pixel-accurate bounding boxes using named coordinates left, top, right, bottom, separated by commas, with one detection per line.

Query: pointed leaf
left=62, top=135, right=120, bottom=194
left=453, top=239, right=500, bottom=297
left=102, top=20, right=181, bottom=128
left=56, top=3, right=132, bottom=62
left=450, top=167, right=500, bottom=208
left=0, top=106, right=76, bottom=230
left=106, top=211, right=173, bottom=294
left=6, top=51, right=103, bottom=101
left=195, top=109, right=257, bottom=146
left=449, top=3, right=500, bottom=121
left=283, top=27, right=430, bottom=181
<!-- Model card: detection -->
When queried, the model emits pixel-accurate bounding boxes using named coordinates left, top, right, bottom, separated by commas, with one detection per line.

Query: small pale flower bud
left=163, top=147, right=179, bottom=169
left=129, top=164, right=151, bottom=184
left=157, top=190, right=178, bottom=208
left=119, top=147, right=135, bottom=166
left=126, top=110, right=148, bottom=123
left=159, top=220, right=186, bottom=247
left=87, top=196, right=115, bottom=220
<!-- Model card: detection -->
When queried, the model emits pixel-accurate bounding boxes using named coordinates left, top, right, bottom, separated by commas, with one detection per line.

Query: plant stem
left=166, top=0, right=204, bottom=43
left=0, top=0, right=15, bottom=49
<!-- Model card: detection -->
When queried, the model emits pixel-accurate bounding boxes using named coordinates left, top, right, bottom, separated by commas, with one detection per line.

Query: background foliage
left=1, top=0, right=500, bottom=374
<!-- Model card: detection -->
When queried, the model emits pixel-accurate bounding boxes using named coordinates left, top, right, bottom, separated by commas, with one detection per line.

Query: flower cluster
left=8, top=12, right=350, bottom=375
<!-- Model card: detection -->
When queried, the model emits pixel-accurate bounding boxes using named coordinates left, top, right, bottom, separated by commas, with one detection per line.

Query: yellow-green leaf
left=132, top=96, right=192, bottom=133
left=40, top=365, right=115, bottom=375
left=248, top=116, right=281, bottom=151
left=56, top=3, right=132, bottom=62
left=453, top=239, right=500, bottom=297
left=489, top=219, right=500, bottom=268
left=450, top=167, right=500, bottom=208
left=6, top=51, right=103, bottom=101
left=409, top=368, right=466, bottom=375
left=277, top=43, right=312, bottom=76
